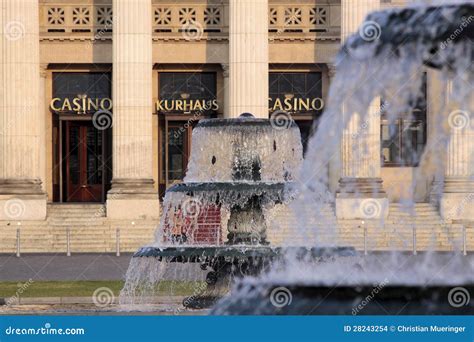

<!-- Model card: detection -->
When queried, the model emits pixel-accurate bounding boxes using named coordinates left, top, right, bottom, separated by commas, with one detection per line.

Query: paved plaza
left=0, top=254, right=132, bottom=281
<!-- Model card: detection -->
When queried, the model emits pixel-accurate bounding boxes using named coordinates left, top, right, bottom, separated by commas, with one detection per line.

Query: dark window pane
left=68, top=126, right=80, bottom=185
left=168, top=127, right=185, bottom=180
left=292, top=74, right=306, bottom=97
left=279, top=76, right=292, bottom=93
left=381, top=122, right=401, bottom=165
left=159, top=72, right=217, bottom=113
left=86, top=127, right=103, bottom=185
left=268, top=72, right=322, bottom=114
left=380, top=73, right=427, bottom=167
left=52, top=72, right=111, bottom=114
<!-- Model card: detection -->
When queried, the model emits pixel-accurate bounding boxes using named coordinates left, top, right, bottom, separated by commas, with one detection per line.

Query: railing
left=39, top=0, right=340, bottom=40
left=152, top=2, right=226, bottom=35
left=40, top=1, right=113, bottom=34
left=270, top=4, right=332, bottom=33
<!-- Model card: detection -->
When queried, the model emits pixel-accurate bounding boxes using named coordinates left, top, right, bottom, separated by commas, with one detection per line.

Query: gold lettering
left=100, top=98, right=113, bottom=111
left=164, top=100, right=174, bottom=111
left=72, top=98, right=82, bottom=112
left=88, top=98, right=99, bottom=112
left=82, top=96, right=87, bottom=113
left=194, top=100, right=203, bottom=111
left=175, top=100, right=183, bottom=111
left=183, top=100, right=192, bottom=112
left=273, top=98, right=283, bottom=111
left=62, top=98, right=72, bottom=111
left=283, top=97, right=293, bottom=111
left=50, top=98, right=62, bottom=111
left=311, top=98, right=324, bottom=111
left=212, top=99, right=219, bottom=111
left=298, top=98, right=310, bottom=111
left=156, top=100, right=164, bottom=111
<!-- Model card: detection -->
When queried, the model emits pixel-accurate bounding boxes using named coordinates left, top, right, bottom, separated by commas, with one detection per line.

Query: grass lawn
left=0, top=280, right=204, bottom=298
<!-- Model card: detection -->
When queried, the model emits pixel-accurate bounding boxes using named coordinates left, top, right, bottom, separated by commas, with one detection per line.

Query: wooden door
left=65, top=121, right=104, bottom=202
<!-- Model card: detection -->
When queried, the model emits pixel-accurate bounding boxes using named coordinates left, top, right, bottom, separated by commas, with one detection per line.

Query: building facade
left=0, top=0, right=472, bottom=253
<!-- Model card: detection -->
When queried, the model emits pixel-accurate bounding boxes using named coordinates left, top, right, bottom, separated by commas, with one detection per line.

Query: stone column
left=229, top=0, right=269, bottom=118
left=440, top=80, right=474, bottom=220
left=0, top=0, right=47, bottom=220
left=107, top=0, right=159, bottom=220
left=221, top=63, right=230, bottom=117
left=336, top=0, right=388, bottom=220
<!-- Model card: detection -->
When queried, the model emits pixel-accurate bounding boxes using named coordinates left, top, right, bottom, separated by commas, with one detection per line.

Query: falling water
left=121, top=2, right=474, bottom=311
left=120, top=117, right=304, bottom=306
left=212, top=2, right=474, bottom=312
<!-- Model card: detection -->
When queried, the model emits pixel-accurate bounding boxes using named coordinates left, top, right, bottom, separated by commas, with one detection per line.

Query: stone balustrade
left=39, top=0, right=340, bottom=41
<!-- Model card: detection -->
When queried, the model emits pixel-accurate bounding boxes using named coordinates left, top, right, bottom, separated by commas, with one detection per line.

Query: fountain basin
left=166, top=182, right=292, bottom=206
left=211, top=283, right=474, bottom=315
left=133, top=246, right=356, bottom=261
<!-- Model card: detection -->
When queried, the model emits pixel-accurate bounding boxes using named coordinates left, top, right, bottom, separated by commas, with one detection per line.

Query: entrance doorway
left=58, top=120, right=111, bottom=202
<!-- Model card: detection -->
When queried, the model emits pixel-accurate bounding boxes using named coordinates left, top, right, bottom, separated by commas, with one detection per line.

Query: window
left=269, top=72, right=323, bottom=155
left=52, top=72, right=111, bottom=114
left=381, top=73, right=427, bottom=167
left=269, top=72, right=323, bottom=115
left=158, top=72, right=217, bottom=114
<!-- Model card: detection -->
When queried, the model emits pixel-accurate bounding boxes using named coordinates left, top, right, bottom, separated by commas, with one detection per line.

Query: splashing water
left=120, top=117, right=304, bottom=305
left=214, top=2, right=474, bottom=310
left=121, top=2, right=474, bottom=310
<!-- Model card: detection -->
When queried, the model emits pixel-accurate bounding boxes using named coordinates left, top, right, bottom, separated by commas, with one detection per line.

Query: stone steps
left=266, top=202, right=471, bottom=251
left=0, top=220, right=156, bottom=253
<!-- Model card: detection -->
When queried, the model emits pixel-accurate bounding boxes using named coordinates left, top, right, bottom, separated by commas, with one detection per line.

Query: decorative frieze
left=39, top=1, right=340, bottom=41
left=43, top=3, right=112, bottom=33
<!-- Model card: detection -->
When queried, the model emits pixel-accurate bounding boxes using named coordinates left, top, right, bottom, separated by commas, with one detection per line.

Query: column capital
left=221, top=63, right=229, bottom=78
left=40, top=63, right=48, bottom=78
left=327, top=63, right=337, bottom=79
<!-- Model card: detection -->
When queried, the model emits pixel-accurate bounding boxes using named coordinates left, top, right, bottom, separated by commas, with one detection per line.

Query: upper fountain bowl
left=184, top=113, right=304, bottom=183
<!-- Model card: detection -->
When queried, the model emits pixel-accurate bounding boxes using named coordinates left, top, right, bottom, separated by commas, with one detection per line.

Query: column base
left=106, top=179, right=160, bottom=220
left=440, top=178, right=474, bottom=221
left=0, top=179, right=47, bottom=221
left=336, top=178, right=388, bottom=220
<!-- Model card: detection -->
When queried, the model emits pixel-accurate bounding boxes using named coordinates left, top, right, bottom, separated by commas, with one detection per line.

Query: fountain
left=120, top=113, right=355, bottom=307
left=210, top=2, right=474, bottom=314
left=121, top=2, right=474, bottom=313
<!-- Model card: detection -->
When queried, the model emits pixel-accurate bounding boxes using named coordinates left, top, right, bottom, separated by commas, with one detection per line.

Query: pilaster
left=440, top=80, right=474, bottom=220
left=229, top=0, right=269, bottom=118
left=107, top=0, right=159, bottom=220
left=0, top=0, right=47, bottom=220
left=335, top=0, right=387, bottom=220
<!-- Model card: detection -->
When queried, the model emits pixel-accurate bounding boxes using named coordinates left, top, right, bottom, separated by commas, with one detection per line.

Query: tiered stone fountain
left=122, top=113, right=354, bottom=307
